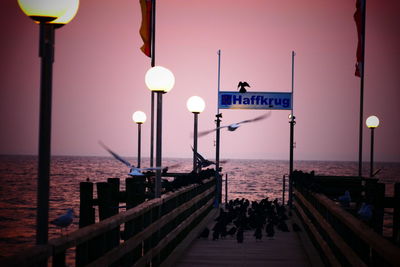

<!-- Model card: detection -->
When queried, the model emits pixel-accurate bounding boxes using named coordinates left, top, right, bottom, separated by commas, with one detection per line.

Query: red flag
left=140, top=0, right=152, bottom=57
left=354, top=0, right=365, bottom=77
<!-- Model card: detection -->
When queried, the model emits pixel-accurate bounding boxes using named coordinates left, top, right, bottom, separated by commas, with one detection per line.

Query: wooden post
left=52, top=251, right=66, bottom=267
left=143, top=210, right=152, bottom=263
left=364, top=179, right=378, bottom=203
left=283, top=175, right=286, bottom=206
left=151, top=206, right=161, bottom=266
left=371, top=183, right=385, bottom=234
left=122, top=177, right=146, bottom=265
left=79, top=181, right=95, bottom=227
left=96, top=181, right=118, bottom=261
left=97, top=182, right=112, bottom=220
left=393, top=183, right=400, bottom=244
left=76, top=181, right=95, bottom=266
left=107, top=178, right=120, bottom=215
left=126, top=176, right=146, bottom=208
left=107, top=178, right=120, bottom=252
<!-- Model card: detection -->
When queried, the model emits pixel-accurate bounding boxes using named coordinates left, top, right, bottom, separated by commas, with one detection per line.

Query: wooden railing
left=2, top=177, right=216, bottom=267
left=294, top=186, right=400, bottom=266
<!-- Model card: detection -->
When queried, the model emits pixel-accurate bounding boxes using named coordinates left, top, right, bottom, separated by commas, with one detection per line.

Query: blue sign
left=218, top=91, right=292, bottom=110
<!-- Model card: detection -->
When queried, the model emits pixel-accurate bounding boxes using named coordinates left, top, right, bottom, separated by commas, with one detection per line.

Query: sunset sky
left=1, top=0, right=399, bottom=162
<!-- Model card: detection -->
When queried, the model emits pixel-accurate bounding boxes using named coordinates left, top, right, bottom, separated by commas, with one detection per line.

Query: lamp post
left=288, top=113, right=296, bottom=208
left=17, top=0, right=79, bottom=246
left=145, top=66, right=175, bottom=198
left=132, top=111, right=147, bottom=168
left=187, top=96, right=205, bottom=172
left=366, top=115, right=379, bottom=177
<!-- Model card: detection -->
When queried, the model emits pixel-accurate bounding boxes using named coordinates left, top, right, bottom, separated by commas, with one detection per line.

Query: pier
left=173, top=217, right=316, bottom=267
left=2, top=170, right=400, bottom=267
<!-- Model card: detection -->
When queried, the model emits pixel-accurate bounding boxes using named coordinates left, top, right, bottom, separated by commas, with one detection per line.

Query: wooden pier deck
left=165, top=209, right=320, bottom=267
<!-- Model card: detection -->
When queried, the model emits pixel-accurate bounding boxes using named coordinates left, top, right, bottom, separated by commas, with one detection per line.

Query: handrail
left=295, top=189, right=366, bottom=266
left=313, top=192, right=400, bottom=264
left=1, top=177, right=216, bottom=267
left=294, top=188, right=400, bottom=266
left=85, top=186, right=215, bottom=266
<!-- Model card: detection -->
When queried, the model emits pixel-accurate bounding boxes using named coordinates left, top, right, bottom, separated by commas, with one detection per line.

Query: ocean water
left=0, top=155, right=399, bottom=259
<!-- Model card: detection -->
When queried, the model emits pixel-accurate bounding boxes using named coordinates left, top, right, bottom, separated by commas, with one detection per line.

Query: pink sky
left=1, top=0, right=399, bottom=162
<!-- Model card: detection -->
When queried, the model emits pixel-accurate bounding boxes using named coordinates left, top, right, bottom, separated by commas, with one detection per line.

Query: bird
left=227, top=226, right=237, bottom=237
left=237, top=81, right=250, bottom=93
left=358, top=203, right=373, bottom=221
left=338, top=190, right=351, bottom=207
left=191, top=147, right=227, bottom=169
left=50, top=208, right=74, bottom=233
left=198, top=112, right=271, bottom=137
left=265, top=219, right=275, bottom=239
left=236, top=228, right=244, bottom=243
left=254, top=226, right=262, bottom=241
left=99, top=141, right=162, bottom=176
left=292, top=223, right=302, bottom=232
left=199, top=227, right=210, bottom=239
left=192, top=147, right=215, bottom=168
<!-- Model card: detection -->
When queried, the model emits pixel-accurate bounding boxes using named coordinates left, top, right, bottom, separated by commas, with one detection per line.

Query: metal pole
left=149, top=0, right=156, bottom=167
left=150, top=92, right=154, bottom=167
left=358, top=0, right=367, bottom=177
left=215, top=50, right=222, bottom=206
left=137, top=123, right=142, bottom=168
left=282, top=175, right=286, bottom=205
left=151, top=0, right=156, bottom=67
left=289, top=118, right=295, bottom=208
left=225, top=173, right=228, bottom=205
left=288, top=51, right=295, bottom=209
left=193, top=113, right=198, bottom=172
left=358, top=75, right=365, bottom=177
left=215, top=49, right=221, bottom=172
left=215, top=114, right=222, bottom=206
left=155, top=92, right=163, bottom=198
left=370, top=128, right=374, bottom=177
left=37, top=22, right=55, bottom=245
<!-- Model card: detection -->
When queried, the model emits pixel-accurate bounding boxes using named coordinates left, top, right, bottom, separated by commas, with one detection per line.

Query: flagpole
left=151, top=0, right=156, bottom=67
left=150, top=0, right=156, bottom=167
left=357, top=0, right=366, bottom=177
left=215, top=49, right=222, bottom=206
left=288, top=51, right=295, bottom=209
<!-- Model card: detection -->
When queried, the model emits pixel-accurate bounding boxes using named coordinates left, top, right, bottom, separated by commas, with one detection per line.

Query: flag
left=140, top=0, right=152, bottom=57
left=354, top=0, right=365, bottom=77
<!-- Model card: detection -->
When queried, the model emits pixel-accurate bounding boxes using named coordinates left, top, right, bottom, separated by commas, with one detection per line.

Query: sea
left=0, top=155, right=399, bottom=259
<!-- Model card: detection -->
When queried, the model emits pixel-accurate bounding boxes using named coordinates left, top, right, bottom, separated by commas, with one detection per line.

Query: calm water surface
left=0, top=155, right=399, bottom=258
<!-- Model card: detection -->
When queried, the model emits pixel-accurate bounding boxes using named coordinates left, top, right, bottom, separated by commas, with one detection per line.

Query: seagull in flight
left=238, top=81, right=250, bottom=93
left=198, top=112, right=271, bottom=137
left=51, top=208, right=74, bottom=233
left=99, top=141, right=161, bottom=176
left=191, top=147, right=227, bottom=168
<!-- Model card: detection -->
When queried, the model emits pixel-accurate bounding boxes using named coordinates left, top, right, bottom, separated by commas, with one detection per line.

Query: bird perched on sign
left=198, top=112, right=271, bottom=137
left=238, top=81, right=250, bottom=93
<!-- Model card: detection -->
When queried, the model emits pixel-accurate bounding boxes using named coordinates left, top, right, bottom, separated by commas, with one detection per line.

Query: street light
left=366, top=115, right=380, bottom=177
left=288, top=113, right=296, bottom=208
left=17, top=0, right=79, bottom=246
left=187, top=96, right=205, bottom=172
left=132, top=111, right=147, bottom=168
left=145, top=66, right=175, bottom=198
